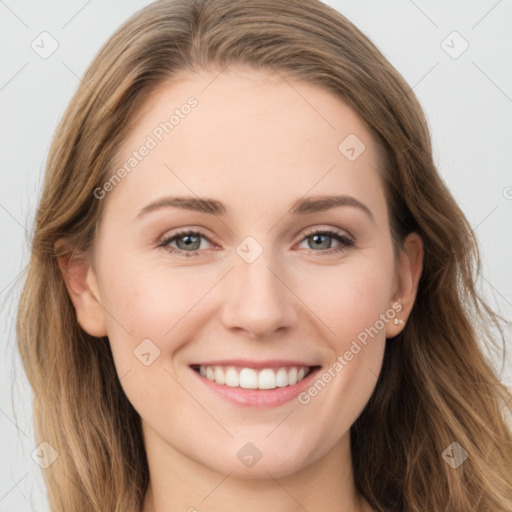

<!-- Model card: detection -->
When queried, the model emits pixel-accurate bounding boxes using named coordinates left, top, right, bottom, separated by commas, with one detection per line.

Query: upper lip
left=189, top=359, right=319, bottom=369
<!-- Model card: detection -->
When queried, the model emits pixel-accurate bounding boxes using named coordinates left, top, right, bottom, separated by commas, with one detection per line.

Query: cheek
left=96, top=252, right=215, bottom=367
left=302, top=254, right=395, bottom=352
left=331, top=262, right=393, bottom=379
left=332, top=272, right=392, bottom=348
left=291, top=252, right=394, bottom=430
left=95, top=255, right=212, bottom=423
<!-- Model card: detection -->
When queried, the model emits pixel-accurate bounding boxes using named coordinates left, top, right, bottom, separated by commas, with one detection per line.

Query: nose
left=220, top=255, right=298, bottom=339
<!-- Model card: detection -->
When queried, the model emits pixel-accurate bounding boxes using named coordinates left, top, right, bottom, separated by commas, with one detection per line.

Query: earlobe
left=386, top=232, right=423, bottom=339
left=56, top=242, right=108, bottom=338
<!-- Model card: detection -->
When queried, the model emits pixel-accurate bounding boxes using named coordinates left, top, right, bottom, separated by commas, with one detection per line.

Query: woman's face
left=77, top=67, right=419, bottom=479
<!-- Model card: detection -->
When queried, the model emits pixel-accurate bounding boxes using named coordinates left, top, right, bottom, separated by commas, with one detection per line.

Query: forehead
left=103, top=67, right=387, bottom=224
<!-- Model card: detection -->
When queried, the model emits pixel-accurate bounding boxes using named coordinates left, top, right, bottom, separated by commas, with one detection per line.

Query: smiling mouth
left=190, top=364, right=320, bottom=390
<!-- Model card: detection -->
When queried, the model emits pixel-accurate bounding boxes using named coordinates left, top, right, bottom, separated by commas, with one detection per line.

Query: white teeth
left=196, top=365, right=312, bottom=390
left=214, top=366, right=225, bottom=385
left=225, top=367, right=239, bottom=387
left=258, top=369, right=276, bottom=390
left=239, top=368, right=258, bottom=389
left=275, top=368, right=288, bottom=387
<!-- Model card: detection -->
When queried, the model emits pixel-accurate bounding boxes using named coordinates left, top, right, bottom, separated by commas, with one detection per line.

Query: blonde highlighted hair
left=16, top=0, right=512, bottom=510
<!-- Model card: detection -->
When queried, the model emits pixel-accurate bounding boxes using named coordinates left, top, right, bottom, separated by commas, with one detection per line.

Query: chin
left=196, top=439, right=318, bottom=480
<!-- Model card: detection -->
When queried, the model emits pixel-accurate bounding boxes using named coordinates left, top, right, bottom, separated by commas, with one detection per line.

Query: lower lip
left=190, top=366, right=321, bottom=408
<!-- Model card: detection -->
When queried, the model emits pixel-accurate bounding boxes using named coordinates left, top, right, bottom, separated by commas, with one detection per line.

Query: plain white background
left=1, top=1, right=511, bottom=510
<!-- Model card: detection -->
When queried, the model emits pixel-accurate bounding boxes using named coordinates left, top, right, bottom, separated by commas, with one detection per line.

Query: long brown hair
left=16, top=0, right=512, bottom=510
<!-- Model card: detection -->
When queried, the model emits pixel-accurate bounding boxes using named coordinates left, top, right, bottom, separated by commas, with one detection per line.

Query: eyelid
left=156, top=226, right=218, bottom=246
left=157, top=225, right=353, bottom=245
left=300, top=224, right=354, bottom=241
left=157, top=224, right=356, bottom=256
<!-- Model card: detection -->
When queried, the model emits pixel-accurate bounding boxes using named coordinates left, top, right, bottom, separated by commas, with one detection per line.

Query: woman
left=16, top=0, right=512, bottom=510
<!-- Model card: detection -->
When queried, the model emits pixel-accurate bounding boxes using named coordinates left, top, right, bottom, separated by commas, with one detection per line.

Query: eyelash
left=157, top=228, right=355, bottom=258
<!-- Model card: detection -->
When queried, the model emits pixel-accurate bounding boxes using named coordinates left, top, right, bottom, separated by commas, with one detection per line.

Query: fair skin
left=59, top=67, right=423, bottom=512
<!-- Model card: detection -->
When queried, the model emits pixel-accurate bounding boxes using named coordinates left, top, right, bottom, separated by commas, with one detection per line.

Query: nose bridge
left=220, top=245, right=296, bottom=338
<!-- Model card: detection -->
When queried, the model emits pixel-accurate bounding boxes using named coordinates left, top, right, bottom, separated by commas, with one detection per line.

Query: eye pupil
left=164, top=229, right=350, bottom=257
left=309, top=234, right=331, bottom=250
left=177, top=234, right=200, bottom=250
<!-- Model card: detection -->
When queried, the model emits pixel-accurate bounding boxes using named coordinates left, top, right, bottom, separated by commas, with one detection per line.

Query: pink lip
left=190, top=365, right=321, bottom=408
left=189, top=359, right=316, bottom=369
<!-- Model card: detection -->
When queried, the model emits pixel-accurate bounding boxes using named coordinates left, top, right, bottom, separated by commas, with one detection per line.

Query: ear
left=386, top=232, right=423, bottom=338
left=55, top=241, right=108, bottom=338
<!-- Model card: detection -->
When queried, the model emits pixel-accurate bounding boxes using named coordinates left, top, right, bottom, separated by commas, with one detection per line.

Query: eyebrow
left=135, top=194, right=374, bottom=222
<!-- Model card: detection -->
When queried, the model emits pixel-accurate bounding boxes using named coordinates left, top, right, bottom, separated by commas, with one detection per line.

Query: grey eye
left=305, top=233, right=336, bottom=250
left=175, top=233, right=202, bottom=251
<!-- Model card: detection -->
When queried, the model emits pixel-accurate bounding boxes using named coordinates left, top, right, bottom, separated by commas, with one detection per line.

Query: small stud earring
left=393, top=318, right=405, bottom=326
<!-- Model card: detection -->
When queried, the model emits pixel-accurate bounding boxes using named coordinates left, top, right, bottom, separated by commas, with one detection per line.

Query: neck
left=141, top=425, right=372, bottom=512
